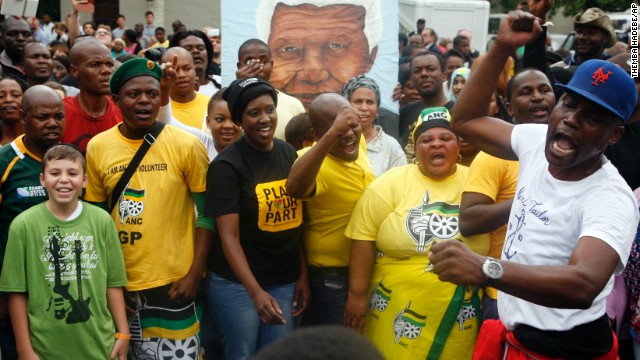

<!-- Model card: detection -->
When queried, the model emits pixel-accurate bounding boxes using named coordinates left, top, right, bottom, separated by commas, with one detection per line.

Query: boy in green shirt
left=0, top=144, right=129, bottom=360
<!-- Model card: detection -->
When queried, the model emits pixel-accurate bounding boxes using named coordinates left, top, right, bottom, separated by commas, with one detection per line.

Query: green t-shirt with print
left=0, top=202, right=127, bottom=360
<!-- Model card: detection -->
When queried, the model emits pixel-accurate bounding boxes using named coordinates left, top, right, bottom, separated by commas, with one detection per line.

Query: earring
left=457, top=154, right=462, bottom=163
left=413, top=158, right=419, bottom=165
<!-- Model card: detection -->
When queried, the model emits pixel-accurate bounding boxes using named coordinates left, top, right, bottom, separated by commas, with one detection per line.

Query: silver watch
left=482, top=257, right=503, bottom=281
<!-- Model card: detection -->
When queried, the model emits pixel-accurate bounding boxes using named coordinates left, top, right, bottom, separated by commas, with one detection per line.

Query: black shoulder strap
left=109, top=122, right=165, bottom=213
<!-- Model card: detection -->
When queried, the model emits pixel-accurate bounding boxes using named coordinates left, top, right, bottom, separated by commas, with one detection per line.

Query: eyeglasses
left=95, top=31, right=111, bottom=36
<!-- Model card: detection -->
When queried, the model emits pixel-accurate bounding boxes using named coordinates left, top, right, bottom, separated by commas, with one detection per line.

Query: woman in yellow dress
left=344, top=107, right=490, bottom=360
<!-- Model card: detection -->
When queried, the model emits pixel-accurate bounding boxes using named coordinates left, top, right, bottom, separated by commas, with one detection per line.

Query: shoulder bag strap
left=109, top=122, right=165, bottom=213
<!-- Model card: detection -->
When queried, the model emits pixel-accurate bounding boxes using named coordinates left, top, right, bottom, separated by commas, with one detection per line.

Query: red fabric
left=473, top=319, right=507, bottom=360
left=61, top=96, right=123, bottom=152
left=473, top=319, right=619, bottom=360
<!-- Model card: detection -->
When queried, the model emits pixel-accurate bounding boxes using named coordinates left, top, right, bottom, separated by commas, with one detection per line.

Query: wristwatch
left=482, top=257, right=503, bottom=281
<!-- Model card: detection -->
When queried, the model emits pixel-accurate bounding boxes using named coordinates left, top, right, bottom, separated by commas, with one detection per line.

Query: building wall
left=62, top=0, right=221, bottom=33
left=118, top=0, right=221, bottom=34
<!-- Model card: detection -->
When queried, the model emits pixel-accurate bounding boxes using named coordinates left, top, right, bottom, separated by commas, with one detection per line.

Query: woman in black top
left=204, top=78, right=308, bottom=359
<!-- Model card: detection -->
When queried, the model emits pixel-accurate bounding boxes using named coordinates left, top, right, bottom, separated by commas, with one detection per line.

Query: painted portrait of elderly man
left=256, top=0, right=382, bottom=107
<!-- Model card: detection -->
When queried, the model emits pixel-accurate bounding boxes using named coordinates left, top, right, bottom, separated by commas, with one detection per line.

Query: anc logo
left=456, top=303, right=477, bottom=331
left=393, top=301, right=426, bottom=343
left=369, top=279, right=392, bottom=314
left=405, top=190, right=460, bottom=252
left=118, top=187, right=145, bottom=224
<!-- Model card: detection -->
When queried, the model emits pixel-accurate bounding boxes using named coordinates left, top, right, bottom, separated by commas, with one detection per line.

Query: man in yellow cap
left=84, top=58, right=213, bottom=360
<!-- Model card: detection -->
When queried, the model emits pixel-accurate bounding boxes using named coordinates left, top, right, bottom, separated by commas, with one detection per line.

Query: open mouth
left=135, top=109, right=153, bottom=120
left=530, top=105, right=549, bottom=118
left=43, top=132, right=60, bottom=140
left=1, top=105, right=18, bottom=112
left=430, top=152, right=447, bottom=164
left=342, top=136, right=357, bottom=153
left=257, top=126, right=272, bottom=137
left=219, top=132, right=236, bottom=141
left=551, top=133, right=577, bottom=156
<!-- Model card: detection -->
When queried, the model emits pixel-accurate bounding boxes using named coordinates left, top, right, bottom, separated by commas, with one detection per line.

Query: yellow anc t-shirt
left=345, top=165, right=490, bottom=359
left=84, top=124, right=209, bottom=291
left=346, top=164, right=490, bottom=258
left=299, top=139, right=376, bottom=267
left=464, top=151, right=519, bottom=299
left=171, top=92, right=210, bottom=130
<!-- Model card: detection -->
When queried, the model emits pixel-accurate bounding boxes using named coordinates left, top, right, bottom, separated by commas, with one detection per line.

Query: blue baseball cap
left=555, top=59, right=638, bottom=123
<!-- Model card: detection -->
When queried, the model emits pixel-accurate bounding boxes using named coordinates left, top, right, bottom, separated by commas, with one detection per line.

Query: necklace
left=78, top=93, right=108, bottom=118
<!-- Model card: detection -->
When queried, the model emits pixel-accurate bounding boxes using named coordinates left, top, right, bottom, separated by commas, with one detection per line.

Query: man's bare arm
left=429, top=236, right=619, bottom=309
left=452, top=11, right=542, bottom=160
left=285, top=106, right=359, bottom=199
left=68, top=0, right=80, bottom=46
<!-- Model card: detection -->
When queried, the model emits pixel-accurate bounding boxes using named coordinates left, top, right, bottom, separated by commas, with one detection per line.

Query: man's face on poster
left=267, top=3, right=377, bottom=106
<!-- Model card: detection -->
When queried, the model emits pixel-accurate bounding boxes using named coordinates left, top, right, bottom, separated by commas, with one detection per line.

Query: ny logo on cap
left=591, top=68, right=612, bottom=86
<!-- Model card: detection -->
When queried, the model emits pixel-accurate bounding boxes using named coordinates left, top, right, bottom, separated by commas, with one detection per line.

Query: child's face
left=40, top=159, right=87, bottom=206
left=207, top=100, right=241, bottom=152
left=113, top=41, right=124, bottom=52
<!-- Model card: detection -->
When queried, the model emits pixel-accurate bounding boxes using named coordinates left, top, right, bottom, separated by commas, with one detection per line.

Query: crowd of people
left=0, top=0, right=639, bottom=359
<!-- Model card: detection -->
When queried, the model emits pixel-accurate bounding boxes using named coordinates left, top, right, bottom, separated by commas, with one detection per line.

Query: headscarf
left=448, top=67, right=471, bottom=102
left=342, top=75, right=381, bottom=107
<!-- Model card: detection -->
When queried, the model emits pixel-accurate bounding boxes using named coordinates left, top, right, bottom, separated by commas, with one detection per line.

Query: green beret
left=110, top=58, right=163, bottom=94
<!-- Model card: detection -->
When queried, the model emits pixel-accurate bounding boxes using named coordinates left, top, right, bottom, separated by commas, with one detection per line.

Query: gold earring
left=457, top=154, right=462, bottom=163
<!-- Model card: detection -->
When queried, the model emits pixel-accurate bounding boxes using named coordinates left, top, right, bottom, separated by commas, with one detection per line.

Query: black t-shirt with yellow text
left=205, top=138, right=302, bottom=286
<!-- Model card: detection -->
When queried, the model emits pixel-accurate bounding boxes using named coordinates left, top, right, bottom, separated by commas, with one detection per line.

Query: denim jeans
left=201, top=282, right=223, bottom=360
left=302, top=266, right=348, bottom=326
left=207, top=273, right=295, bottom=360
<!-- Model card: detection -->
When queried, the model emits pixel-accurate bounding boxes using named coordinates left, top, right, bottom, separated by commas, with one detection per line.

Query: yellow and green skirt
left=364, top=261, right=481, bottom=360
